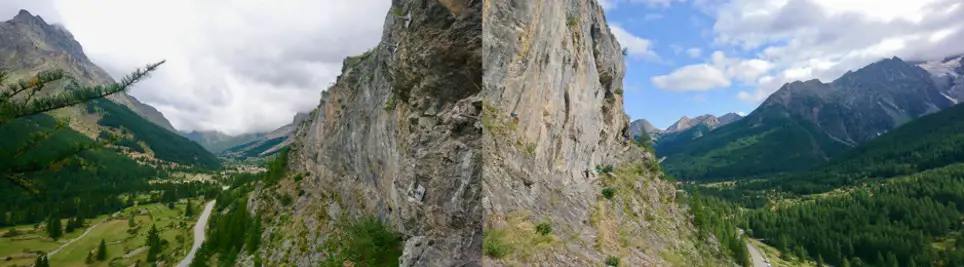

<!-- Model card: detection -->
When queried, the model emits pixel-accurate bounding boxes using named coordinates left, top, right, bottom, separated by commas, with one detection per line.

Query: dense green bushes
left=321, top=216, right=403, bottom=267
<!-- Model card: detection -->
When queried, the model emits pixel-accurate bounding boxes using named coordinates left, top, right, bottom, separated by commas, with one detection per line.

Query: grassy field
left=0, top=199, right=205, bottom=267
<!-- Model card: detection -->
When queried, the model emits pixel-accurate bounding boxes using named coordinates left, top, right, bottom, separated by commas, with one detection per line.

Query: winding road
left=747, top=240, right=767, bottom=267
left=176, top=200, right=216, bottom=267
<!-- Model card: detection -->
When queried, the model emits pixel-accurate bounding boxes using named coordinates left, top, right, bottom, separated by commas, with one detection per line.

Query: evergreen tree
left=65, top=217, right=76, bottom=233
left=86, top=250, right=95, bottom=264
left=185, top=200, right=194, bottom=217
left=245, top=215, right=262, bottom=253
left=46, top=214, right=62, bottom=240
left=34, top=253, right=49, bottom=267
left=129, top=213, right=137, bottom=228
left=0, top=62, right=164, bottom=193
left=97, top=238, right=108, bottom=260
left=146, top=224, right=161, bottom=263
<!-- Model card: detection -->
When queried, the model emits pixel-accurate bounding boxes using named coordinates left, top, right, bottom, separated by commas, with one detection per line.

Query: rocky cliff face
left=763, top=57, right=953, bottom=145
left=483, top=0, right=724, bottom=265
left=0, top=10, right=177, bottom=132
left=629, top=118, right=658, bottom=138
left=251, top=0, right=482, bottom=266
left=718, top=112, right=742, bottom=126
left=664, top=115, right=719, bottom=134
left=920, top=55, right=964, bottom=104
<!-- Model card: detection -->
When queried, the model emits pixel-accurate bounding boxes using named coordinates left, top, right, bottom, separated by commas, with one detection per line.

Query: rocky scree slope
left=483, top=0, right=727, bottom=265
left=249, top=0, right=482, bottom=266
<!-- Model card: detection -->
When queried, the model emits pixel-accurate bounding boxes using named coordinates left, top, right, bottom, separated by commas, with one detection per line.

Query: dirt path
left=47, top=222, right=101, bottom=256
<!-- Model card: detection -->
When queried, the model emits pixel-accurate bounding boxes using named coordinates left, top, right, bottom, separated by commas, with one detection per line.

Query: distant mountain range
left=630, top=112, right=743, bottom=140
left=218, top=112, right=309, bottom=158
left=656, top=55, right=963, bottom=181
left=0, top=10, right=218, bottom=169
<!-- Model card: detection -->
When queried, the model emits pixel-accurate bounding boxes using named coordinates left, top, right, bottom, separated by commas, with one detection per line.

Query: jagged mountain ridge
left=249, top=1, right=482, bottom=266
left=0, top=10, right=177, bottom=132
left=660, top=56, right=958, bottom=181
left=215, top=112, right=308, bottom=157
left=0, top=9, right=218, bottom=169
left=628, top=118, right=658, bottom=138
left=483, top=0, right=729, bottom=265
left=919, top=54, right=964, bottom=104
left=182, top=130, right=264, bottom=154
left=629, top=112, right=742, bottom=141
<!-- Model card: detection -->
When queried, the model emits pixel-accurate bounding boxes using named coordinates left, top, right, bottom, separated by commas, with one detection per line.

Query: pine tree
left=129, top=213, right=137, bottom=228
left=146, top=224, right=161, bottom=263
left=65, top=217, right=76, bottom=233
left=0, top=61, right=164, bottom=194
left=97, top=238, right=108, bottom=260
left=245, top=215, right=262, bottom=253
left=46, top=214, right=62, bottom=240
left=185, top=200, right=194, bottom=217
left=86, top=250, right=95, bottom=264
left=34, top=253, right=49, bottom=267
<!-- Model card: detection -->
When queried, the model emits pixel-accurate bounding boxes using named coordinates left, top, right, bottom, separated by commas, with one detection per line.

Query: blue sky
left=601, top=0, right=964, bottom=129
left=607, top=3, right=756, bottom=129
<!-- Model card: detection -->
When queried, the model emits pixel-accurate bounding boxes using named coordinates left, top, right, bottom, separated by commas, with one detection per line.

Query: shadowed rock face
left=483, top=0, right=726, bottom=265
left=251, top=0, right=482, bottom=266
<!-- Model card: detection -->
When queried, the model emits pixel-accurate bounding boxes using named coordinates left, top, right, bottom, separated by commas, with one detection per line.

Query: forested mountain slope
left=661, top=57, right=954, bottom=181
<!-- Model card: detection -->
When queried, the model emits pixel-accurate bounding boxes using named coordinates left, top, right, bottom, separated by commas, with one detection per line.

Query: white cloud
left=686, top=47, right=702, bottom=58
left=603, top=0, right=687, bottom=10
left=630, top=0, right=687, bottom=8
left=653, top=50, right=773, bottom=92
left=610, top=25, right=660, bottom=61
left=736, top=111, right=746, bottom=116
left=708, top=0, right=964, bottom=103
left=651, top=64, right=731, bottom=91
left=1, top=0, right=390, bottom=135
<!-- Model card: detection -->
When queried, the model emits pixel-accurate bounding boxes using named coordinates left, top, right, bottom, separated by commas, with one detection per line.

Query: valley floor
left=0, top=199, right=204, bottom=267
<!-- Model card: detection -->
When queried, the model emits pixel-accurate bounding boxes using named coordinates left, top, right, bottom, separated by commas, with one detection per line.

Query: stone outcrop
left=483, top=0, right=725, bottom=265
left=251, top=0, right=482, bottom=266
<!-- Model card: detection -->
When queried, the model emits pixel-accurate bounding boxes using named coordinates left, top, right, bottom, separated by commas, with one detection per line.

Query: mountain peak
left=15, top=9, right=32, bottom=19
left=12, top=9, right=44, bottom=24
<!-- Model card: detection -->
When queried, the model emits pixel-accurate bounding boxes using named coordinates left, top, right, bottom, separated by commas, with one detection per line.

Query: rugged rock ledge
left=482, top=0, right=727, bottom=265
left=251, top=0, right=482, bottom=266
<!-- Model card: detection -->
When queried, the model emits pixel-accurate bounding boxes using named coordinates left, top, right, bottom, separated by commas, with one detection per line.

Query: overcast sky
left=602, top=0, right=964, bottom=128
left=1, top=0, right=390, bottom=135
